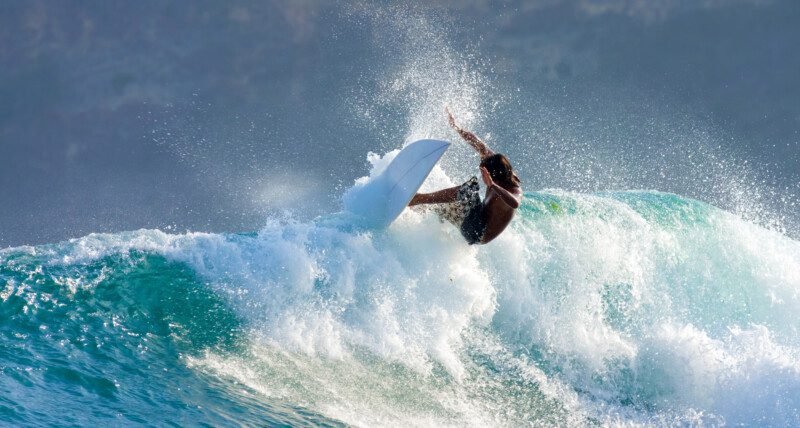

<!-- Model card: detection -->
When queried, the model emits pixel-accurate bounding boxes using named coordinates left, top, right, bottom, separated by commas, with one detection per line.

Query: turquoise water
left=2, top=190, right=799, bottom=426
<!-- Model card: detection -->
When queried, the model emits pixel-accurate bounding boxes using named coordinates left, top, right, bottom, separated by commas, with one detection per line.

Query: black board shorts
left=429, top=177, right=486, bottom=245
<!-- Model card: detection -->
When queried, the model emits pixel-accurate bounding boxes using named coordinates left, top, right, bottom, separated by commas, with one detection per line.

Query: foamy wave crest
left=8, top=189, right=799, bottom=426
left=34, top=213, right=495, bottom=380
left=485, top=191, right=800, bottom=425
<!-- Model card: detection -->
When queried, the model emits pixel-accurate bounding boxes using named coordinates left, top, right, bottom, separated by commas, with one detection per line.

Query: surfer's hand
left=448, top=109, right=493, bottom=158
left=480, top=166, right=493, bottom=187
left=445, top=107, right=459, bottom=131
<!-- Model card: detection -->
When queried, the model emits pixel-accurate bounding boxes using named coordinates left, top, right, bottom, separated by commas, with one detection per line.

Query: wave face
left=2, top=190, right=799, bottom=426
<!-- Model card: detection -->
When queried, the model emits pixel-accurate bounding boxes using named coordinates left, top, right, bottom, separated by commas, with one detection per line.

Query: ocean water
left=2, top=187, right=799, bottom=426
left=3, top=1, right=800, bottom=426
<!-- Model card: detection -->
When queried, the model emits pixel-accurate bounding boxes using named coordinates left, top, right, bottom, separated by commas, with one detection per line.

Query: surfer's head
left=480, top=153, right=521, bottom=189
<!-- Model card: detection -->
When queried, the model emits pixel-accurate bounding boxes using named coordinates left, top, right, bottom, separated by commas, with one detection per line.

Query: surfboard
left=344, top=139, right=450, bottom=227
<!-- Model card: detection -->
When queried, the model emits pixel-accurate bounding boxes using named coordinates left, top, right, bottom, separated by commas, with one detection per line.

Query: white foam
left=19, top=187, right=800, bottom=426
left=482, top=190, right=800, bottom=424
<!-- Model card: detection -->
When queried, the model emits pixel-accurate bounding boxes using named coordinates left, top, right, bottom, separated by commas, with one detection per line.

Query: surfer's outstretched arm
left=409, top=186, right=459, bottom=206
left=446, top=107, right=494, bottom=159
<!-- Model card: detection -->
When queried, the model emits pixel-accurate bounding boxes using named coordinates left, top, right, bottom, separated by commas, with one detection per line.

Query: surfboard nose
left=342, top=139, right=452, bottom=228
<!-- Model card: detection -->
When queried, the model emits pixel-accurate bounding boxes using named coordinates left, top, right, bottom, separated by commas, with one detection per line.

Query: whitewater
left=2, top=183, right=800, bottom=425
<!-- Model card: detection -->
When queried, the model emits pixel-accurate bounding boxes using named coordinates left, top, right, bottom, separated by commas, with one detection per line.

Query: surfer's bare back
left=409, top=108, right=522, bottom=244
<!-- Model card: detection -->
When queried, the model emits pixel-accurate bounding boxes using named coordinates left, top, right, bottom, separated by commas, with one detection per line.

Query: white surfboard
left=344, top=139, right=450, bottom=227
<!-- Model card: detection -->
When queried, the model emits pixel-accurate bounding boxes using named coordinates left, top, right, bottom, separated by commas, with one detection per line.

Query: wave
left=2, top=190, right=799, bottom=425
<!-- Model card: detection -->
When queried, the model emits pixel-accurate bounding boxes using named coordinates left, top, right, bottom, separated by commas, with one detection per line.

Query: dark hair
left=480, top=153, right=520, bottom=189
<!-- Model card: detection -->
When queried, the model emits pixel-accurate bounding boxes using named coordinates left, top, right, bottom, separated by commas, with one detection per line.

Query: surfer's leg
left=408, top=186, right=460, bottom=206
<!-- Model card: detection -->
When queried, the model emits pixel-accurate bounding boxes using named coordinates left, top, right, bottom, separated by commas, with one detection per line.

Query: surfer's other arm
left=446, top=107, right=494, bottom=159
left=481, top=166, right=521, bottom=209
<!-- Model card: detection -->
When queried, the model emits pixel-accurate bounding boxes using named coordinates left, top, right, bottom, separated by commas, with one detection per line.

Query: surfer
left=409, top=108, right=522, bottom=244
